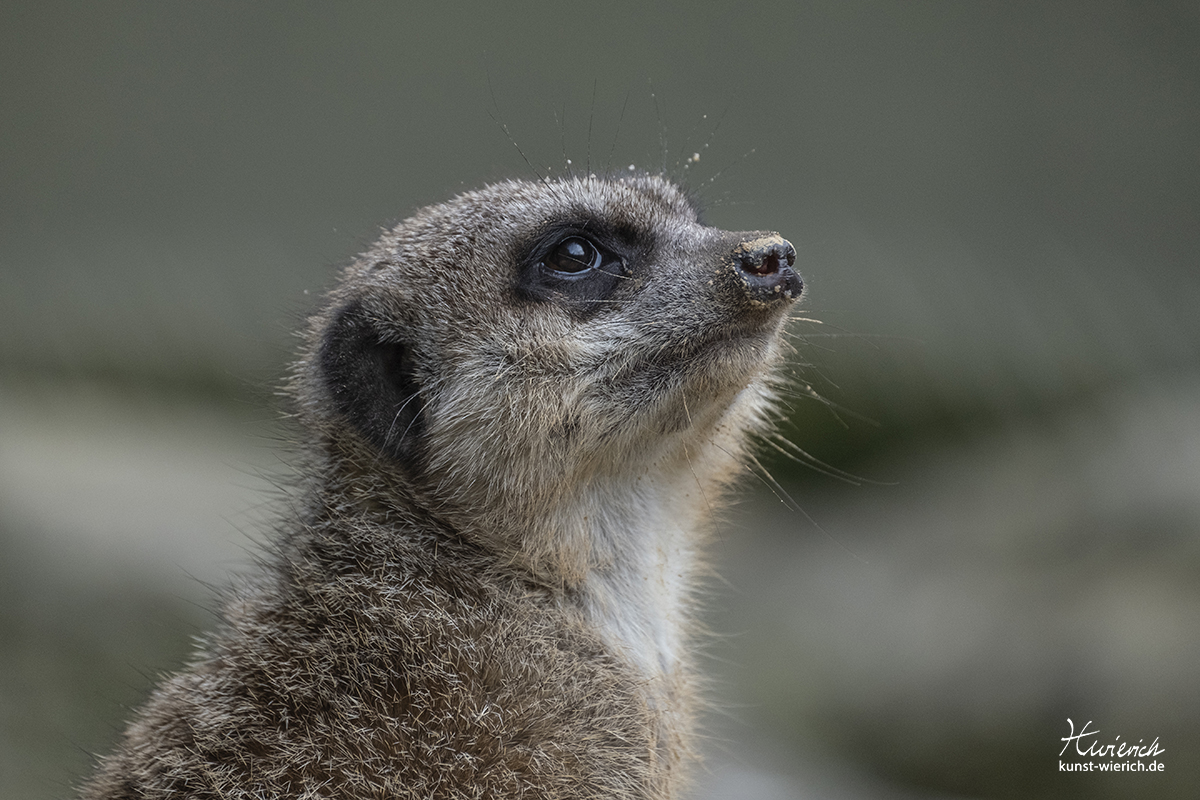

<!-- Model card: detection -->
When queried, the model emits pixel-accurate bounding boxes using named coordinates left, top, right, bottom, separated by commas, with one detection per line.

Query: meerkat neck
left=554, top=465, right=718, bottom=684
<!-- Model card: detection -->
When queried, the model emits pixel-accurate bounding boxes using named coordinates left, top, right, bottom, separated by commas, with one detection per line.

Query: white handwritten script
left=1058, top=718, right=1165, bottom=773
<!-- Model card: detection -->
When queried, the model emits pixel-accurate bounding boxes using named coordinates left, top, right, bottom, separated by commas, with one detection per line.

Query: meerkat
left=80, top=172, right=803, bottom=799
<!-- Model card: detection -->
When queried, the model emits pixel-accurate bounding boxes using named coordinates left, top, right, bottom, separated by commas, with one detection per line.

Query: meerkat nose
left=733, top=235, right=803, bottom=302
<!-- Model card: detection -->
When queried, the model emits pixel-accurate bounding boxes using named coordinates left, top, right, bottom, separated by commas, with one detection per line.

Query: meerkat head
left=298, top=174, right=801, bottom=567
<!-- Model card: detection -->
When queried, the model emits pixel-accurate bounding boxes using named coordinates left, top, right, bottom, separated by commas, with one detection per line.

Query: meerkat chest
left=569, top=478, right=707, bottom=682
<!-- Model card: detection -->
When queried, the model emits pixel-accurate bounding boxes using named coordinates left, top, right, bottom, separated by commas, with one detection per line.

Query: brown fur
left=81, top=174, right=802, bottom=799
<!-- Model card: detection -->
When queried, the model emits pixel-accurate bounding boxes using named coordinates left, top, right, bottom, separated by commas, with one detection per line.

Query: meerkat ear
left=317, top=299, right=425, bottom=467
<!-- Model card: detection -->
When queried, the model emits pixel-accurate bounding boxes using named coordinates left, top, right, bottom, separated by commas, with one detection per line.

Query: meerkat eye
left=517, top=230, right=628, bottom=312
left=544, top=236, right=602, bottom=274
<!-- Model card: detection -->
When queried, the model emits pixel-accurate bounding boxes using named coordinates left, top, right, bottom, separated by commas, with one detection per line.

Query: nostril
left=737, top=241, right=795, bottom=277
left=745, top=251, right=781, bottom=276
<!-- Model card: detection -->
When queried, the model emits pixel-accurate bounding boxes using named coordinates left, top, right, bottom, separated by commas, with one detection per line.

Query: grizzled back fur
left=81, top=174, right=803, bottom=799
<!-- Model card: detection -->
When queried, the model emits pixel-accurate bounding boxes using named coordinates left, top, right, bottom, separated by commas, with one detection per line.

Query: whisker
left=649, top=79, right=668, bottom=174
left=702, top=147, right=756, bottom=188
left=605, top=89, right=630, bottom=177
left=554, top=103, right=570, bottom=176
left=768, top=432, right=894, bottom=486
left=742, top=451, right=867, bottom=563
left=586, top=78, right=597, bottom=177
left=486, top=74, right=548, bottom=185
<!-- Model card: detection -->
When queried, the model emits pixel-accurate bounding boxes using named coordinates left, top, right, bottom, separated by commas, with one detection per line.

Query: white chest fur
left=570, top=470, right=711, bottom=683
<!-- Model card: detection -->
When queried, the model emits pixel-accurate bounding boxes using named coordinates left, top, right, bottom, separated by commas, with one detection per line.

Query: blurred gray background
left=2, top=2, right=1197, bottom=798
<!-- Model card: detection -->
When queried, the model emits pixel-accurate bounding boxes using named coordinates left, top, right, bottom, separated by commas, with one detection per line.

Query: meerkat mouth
left=587, top=324, right=782, bottom=422
left=638, top=317, right=785, bottom=377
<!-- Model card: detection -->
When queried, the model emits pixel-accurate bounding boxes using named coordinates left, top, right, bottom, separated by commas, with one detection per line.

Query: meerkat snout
left=82, top=173, right=805, bottom=800
left=731, top=235, right=804, bottom=303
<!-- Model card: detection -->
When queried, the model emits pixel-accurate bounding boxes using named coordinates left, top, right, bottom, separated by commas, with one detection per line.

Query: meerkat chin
left=81, top=173, right=803, bottom=799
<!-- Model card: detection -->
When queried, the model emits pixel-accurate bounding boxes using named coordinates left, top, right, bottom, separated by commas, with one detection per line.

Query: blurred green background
left=2, top=2, right=1197, bottom=798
